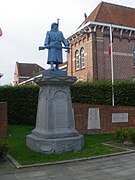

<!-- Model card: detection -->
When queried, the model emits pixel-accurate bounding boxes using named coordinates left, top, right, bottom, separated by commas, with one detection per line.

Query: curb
left=7, top=149, right=135, bottom=169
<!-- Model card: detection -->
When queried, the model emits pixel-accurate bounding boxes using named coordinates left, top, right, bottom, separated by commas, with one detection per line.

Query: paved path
left=1, top=152, right=135, bottom=180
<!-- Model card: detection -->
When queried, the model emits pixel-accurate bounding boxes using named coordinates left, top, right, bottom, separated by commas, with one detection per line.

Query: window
left=75, top=50, right=80, bottom=70
left=80, top=47, right=85, bottom=68
left=75, top=47, right=85, bottom=70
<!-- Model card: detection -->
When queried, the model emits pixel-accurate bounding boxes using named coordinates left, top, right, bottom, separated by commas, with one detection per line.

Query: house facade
left=13, top=62, right=45, bottom=85
left=67, top=2, right=135, bottom=81
left=13, top=61, right=67, bottom=85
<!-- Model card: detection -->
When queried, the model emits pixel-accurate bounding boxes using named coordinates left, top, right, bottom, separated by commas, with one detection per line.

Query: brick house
left=13, top=62, right=45, bottom=85
left=13, top=61, right=68, bottom=85
left=67, top=2, right=135, bottom=81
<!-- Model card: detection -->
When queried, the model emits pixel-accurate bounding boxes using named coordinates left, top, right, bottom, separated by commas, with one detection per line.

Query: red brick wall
left=0, top=102, right=7, bottom=138
left=68, top=33, right=94, bottom=81
left=73, top=103, right=135, bottom=134
left=68, top=28, right=135, bottom=81
left=99, top=30, right=135, bottom=80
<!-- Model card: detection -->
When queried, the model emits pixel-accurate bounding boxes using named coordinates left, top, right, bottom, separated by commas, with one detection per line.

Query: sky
left=0, top=0, right=135, bottom=85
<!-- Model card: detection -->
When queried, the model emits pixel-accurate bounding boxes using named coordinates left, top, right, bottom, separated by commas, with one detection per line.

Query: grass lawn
left=6, top=124, right=123, bottom=165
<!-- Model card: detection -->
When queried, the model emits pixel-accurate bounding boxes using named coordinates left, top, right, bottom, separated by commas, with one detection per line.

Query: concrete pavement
left=1, top=152, right=135, bottom=180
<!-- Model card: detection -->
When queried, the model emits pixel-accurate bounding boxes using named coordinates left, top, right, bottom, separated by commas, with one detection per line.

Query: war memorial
left=26, top=22, right=84, bottom=154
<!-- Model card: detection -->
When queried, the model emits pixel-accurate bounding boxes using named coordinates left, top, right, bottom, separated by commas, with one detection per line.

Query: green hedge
left=0, top=80, right=135, bottom=125
left=71, top=80, right=135, bottom=106
left=114, top=81, right=135, bottom=106
left=0, top=85, right=39, bottom=125
left=71, top=80, right=112, bottom=105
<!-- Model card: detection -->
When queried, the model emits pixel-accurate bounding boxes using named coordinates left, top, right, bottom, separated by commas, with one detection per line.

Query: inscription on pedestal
left=112, top=113, right=128, bottom=123
left=53, top=90, right=68, bottom=128
left=87, top=108, right=101, bottom=129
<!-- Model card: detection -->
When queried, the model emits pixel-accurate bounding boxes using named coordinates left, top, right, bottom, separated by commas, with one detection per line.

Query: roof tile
left=16, top=62, right=45, bottom=77
left=83, top=2, right=135, bottom=28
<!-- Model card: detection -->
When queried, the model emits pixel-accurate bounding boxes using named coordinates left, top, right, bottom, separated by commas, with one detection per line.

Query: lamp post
left=0, top=73, right=3, bottom=78
left=109, top=24, right=114, bottom=106
left=0, top=28, right=2, bottom=37
left=0, top=29, right=3, bottom=84
left=0, top=73, right=3, bottom=85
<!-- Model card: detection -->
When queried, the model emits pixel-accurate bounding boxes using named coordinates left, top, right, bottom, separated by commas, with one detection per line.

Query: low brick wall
left=0, top=102, right=7, bottom=138
left=73, top=103, right=135, bottom=134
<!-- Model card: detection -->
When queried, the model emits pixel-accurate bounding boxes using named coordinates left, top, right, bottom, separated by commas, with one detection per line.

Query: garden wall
left=73, top=103, right=135, bottom=134
left=0, top=102, right=7, bottom=138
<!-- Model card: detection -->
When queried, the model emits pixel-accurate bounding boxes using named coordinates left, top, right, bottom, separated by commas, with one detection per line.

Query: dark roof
left=81, top=2, right=135, bottom=28
left=16, top=62, right=45, bottom=78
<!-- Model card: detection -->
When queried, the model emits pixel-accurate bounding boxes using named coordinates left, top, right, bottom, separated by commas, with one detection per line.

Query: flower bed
left=115, top=128, right=135, bottom=145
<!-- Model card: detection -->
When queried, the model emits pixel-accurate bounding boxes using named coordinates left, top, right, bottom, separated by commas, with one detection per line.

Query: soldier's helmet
left=51, top=23, right=58, bottom=30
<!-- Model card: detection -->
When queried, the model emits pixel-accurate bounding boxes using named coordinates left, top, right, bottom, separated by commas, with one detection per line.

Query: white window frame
left=80, top=47, right=85, bottom=68
left=75, top=50, right=80, bottom=70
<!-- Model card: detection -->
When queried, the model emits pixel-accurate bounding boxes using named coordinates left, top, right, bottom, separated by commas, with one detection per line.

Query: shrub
left=0, top=85, right=39, bottom=125
left=115, top=128, right=135, bottom=142
left=71, top=80, right=112, bottom=105
left=0, top=80, right=135, bottom=125
left=0, top=139, right=10, bottom=160
left=114, top=80, right=135, bottom=106
left=71, top=80, right=135, bottom=106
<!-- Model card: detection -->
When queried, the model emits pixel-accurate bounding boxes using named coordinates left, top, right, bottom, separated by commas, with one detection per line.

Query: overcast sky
left=0, top=0, right=135, bottom=85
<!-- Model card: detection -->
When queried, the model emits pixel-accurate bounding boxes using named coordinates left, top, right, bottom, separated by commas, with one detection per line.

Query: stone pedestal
left=27, top=74, right=84, bottom=154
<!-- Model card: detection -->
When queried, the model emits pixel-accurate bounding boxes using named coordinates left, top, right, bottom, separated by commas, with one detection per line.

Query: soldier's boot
left=50, top=62, right=54, bottom=70
left=56, top=63, right=59, bottom=70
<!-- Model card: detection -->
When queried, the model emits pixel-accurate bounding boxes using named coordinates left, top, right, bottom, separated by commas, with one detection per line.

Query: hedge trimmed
left=0, top=80, right=135, bottom=124
left=71, top=80, right=135, bottom=106
left=114, top=81, right=135, bottom=106
left=71, top=80, right=112, bottom=105
left=0, top=85, right=39, bottom=125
